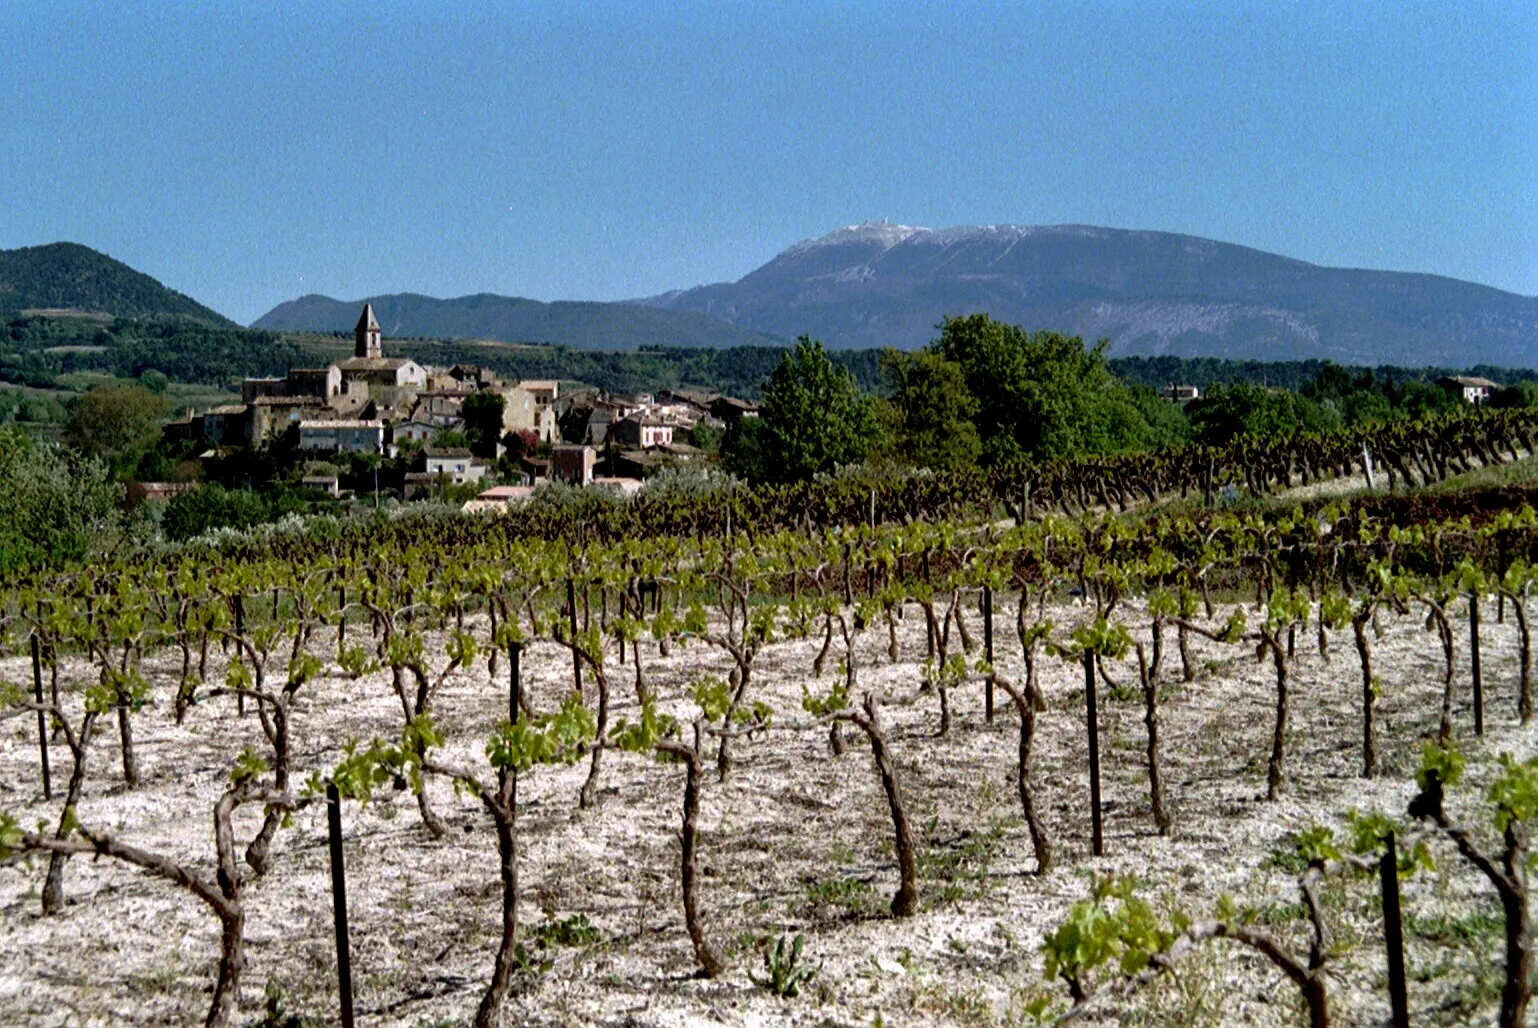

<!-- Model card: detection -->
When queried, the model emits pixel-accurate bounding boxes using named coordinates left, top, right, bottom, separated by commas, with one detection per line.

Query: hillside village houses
left=165, top=303, right=755, bottom=503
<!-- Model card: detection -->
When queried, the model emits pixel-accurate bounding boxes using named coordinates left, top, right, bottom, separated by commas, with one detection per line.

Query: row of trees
left=722, top=316, right=1536, bottom=485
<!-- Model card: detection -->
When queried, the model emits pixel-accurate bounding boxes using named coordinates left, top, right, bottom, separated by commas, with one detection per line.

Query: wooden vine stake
left=566, top=577, right=583, bottom=697
left=234, top=595, right=246, bottom=718
left=843, top=543, right=853, bottom=606
left=1470, top=592, right=1484, bottom=736
left=508, top=640, right=522, bottom=723
left=1084, top=649, right=1104, bottom=857
left=983, top=585, right=994, bottom=723
left=31, top=630, right=51, bottom=801
left=326, top=782, right=356, bottom=1028
left=1380, top=830, right=1410, bottom=1028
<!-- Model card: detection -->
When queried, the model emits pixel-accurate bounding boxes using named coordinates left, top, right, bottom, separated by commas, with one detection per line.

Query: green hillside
left=0, top=242, right=236, bottom=326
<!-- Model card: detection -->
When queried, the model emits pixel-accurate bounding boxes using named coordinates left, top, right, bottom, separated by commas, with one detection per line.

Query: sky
left=2, top=1, right=1534, bottom=325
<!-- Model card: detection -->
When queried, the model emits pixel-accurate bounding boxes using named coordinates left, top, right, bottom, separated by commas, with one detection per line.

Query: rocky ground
left=0, top=591, right=1532, bottom=1027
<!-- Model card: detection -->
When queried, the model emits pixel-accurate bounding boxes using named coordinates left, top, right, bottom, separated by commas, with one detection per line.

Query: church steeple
left=354, top=303, right=381, bottom=359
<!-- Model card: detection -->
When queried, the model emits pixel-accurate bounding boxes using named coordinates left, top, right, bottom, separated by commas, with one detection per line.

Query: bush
left=0, top=426, right=123, bottom=571
left=162, top=483, right=309, bottom=542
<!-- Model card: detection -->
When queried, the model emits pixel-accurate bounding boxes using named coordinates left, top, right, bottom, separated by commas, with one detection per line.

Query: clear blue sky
left=3, top=1, right=1534, bottom=325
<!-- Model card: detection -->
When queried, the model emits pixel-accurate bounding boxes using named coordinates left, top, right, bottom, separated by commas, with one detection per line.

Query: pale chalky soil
left=0, top=595, right=1531, bottom=1027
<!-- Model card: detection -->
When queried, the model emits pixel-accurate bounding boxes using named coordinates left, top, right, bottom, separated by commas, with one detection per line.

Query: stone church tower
left=354, top=303, right=382, bottom=359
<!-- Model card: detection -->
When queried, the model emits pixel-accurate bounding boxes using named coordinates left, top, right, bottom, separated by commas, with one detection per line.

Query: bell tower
left=354, top=303, right=381, bottom=359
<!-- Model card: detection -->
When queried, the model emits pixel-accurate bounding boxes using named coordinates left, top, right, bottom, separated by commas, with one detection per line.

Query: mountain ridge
left=637, top=223, right=1538, bottom=366
left=251, top=291, right=784, bottom=350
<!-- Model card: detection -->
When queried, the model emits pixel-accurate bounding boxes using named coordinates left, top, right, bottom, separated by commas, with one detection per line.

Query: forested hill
left=251, top=292, right=785, bottom=350
left=0, top=243, right=236, bottom=326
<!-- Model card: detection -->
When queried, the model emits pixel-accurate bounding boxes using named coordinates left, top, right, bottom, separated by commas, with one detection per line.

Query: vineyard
left=3, top=407, right=1538, bottom=1027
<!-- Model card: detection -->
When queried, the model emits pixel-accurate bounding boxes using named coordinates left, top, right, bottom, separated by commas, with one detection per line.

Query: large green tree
left=1185, top=382, right=1342, bottom=445
left=64, top=383, right=170, bottom=472
left=755, top=337, right=878, bottom=483
left=932, top=314, right=1166, bottom=464
left=460, top=390, right=506, bottom=460
left=876, top=348, right=981, bottom=471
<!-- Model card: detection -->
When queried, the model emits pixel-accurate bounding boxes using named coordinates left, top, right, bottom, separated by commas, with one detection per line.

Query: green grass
left=1126, top=446, right=1538, bottom=526
left=1423, top=452, right=1538, bottom=493
left=164, top=380, right=239, bottom=413
left=804, top=874, right=876, bottom=917
left=1406, top=909, right=1504, bottom=942
left=20, top=372, right=238, bottom=417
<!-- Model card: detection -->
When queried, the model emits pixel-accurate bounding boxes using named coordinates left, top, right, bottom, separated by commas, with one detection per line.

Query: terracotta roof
left=614, top=449, right=670, bottom=469
left=659, top=389, right=718, bottom=407
left=477, top=485, right=534, bottom=500
left=424, top=447, right=474, bottom=458
left=335, top=357, right=416, bottom=372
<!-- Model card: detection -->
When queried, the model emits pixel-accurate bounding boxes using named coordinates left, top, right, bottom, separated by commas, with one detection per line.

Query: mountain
left=251, top=292, right=784, bottom=350
left=638, top=223, right=1538, bottom=367
left=0, top=242, right=236, bottom=326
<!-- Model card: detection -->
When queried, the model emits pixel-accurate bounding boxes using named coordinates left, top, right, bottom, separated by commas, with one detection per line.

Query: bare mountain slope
left=638, top=223, right=1538, bottom=366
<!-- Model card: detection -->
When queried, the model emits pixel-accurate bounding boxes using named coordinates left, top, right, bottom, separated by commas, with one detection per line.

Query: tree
left=63, top=383, right=170, bottom=472
left=688, top=421, right=720, bottom=453
left=931, top=315, right=1161, bottom=464
left=756, top=337, right=878, bottom=483
left=461, top=390, right=506, bottom=460
left=162, top=483, right=275, bottom=541
left=1492, top=382, right=1538, bottom=409
left=720, top=414, right=771, bottom=483
left=1127, top=385, right=1191, bottom=447
left=876, top=348, right=981, bottom=470
left=1185, top=382, right=1341, bottom=445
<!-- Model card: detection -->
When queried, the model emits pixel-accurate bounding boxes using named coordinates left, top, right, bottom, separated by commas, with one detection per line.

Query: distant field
left=20, top=307, right=113, bottom=321
left=2, top=373, right=237, bottom=421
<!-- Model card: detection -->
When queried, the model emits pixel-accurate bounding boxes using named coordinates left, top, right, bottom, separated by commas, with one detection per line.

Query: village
left=159, top=304, right=759, bottom=510
left=147, top=302, right=1508, bottom=516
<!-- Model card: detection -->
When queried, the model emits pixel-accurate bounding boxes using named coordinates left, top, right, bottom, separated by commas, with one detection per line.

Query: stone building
left=333, top=305, right=428, bottom=391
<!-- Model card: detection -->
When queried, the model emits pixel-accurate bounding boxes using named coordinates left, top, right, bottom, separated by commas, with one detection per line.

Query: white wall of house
left=424, top=455, right=488, bottom=484
left=298, top=421, right=385, bottom=454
